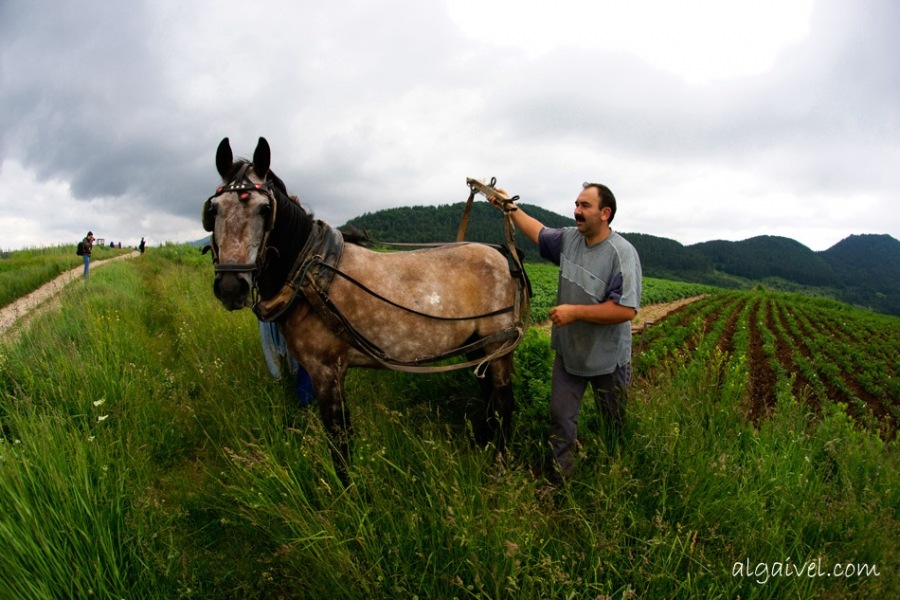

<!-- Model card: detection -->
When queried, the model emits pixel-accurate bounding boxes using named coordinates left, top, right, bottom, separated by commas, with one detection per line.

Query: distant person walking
left=139, top=237, right=146, bottom=254
left=81, top=231, right=95, bottom=279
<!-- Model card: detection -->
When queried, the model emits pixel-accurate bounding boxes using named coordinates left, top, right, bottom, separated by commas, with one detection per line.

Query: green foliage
left=344, top=201, right=574, bottom=263
left=0, top=244, right=896, bottom=598
left=0, top=244, right=134, bottom=308
left=525, top=262, right=720, bottom=324
left=821, top=234, right=900, bottom=315
left=691, top=236, right=837, bottom=286
left=523, top=263, right=558, bottom=323
left=621, top=232, right=712, bottom=272
left=641, top=277, right=719, bottom=305
left=0, top=412, right=140, bottom=599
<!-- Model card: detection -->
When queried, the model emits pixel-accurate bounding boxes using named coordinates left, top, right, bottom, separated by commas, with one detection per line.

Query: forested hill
left=342, top=201, right=575, bottom=261
left=618, top=233, right=899, bottom=316
left=690, top=236, right=836, bottom=286
left=819, top=234, right=900, bottom=315
left=340, top=204, right=900, bottom=316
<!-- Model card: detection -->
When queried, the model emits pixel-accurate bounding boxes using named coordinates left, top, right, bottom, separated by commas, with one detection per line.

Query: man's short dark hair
left=583, top=182, right=617, bottom=224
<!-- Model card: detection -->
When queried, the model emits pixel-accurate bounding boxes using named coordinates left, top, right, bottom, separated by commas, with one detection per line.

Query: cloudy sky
left=1, top=0, right=897, bottom=252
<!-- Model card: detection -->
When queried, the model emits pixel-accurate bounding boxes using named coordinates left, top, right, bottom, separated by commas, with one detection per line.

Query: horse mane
left=338, top=225, right=372, bottom=247
left=231, top=158, right=368, bottom=247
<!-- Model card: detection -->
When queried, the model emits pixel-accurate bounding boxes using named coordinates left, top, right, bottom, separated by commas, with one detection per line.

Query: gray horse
left=203, top=137, right=527, bottom=482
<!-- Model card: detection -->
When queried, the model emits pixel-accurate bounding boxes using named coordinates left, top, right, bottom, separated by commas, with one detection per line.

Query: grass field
left=0, top=244, right=134, bottom=308
left=0, top=245, right=896, bottom=598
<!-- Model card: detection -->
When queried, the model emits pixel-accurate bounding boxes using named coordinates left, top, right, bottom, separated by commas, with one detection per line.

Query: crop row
left=634, top=291, right=899, bottom=436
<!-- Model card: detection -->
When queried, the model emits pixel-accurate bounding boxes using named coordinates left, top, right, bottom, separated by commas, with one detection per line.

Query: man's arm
left=489, top=188, right=544, bottom=244
left=549, top=300, right=637, bottom=328
left=507, top=206, right=545, bottom=245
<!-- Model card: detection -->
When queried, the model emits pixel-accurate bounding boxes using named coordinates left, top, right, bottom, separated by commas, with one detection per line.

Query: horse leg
left=466, top=347, right=495, bottom=446
left=476, top=354, right=515, bottom=453
left=310, top=361, right=353, bottom=486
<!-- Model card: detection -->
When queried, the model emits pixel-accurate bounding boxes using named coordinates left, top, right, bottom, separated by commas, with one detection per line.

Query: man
left=489, top=182, right=642, bottom=483
left=81, top=231, right=95, bottom=279
left=259, top=320, right=316, bottom=409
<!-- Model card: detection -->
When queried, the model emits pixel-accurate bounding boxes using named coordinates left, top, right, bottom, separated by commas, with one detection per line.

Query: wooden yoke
left=459, top=176, right=519, bottom=241
left=461, top=177, right=530, bottom=329
left=456, top=186, right=477, bottom=242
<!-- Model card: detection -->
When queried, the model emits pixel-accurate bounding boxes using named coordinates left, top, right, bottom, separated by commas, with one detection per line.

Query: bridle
left=202, top=162, right=277, bottom=277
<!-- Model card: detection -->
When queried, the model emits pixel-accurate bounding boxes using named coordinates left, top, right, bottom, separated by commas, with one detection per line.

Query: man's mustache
left=575, top=215, right=585, bottom=222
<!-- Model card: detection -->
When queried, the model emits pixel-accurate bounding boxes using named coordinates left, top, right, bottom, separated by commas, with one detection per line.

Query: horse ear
left=253, top=137, right=271, bottom=179
left=216, top=138, right=233, bottom=179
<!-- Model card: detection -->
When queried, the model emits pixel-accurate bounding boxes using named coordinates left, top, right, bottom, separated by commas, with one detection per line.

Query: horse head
left=203, top=137, right=277, bottom=310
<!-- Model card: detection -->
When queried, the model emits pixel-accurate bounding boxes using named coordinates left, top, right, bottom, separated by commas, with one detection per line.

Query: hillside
left=340, top=205, right=900, bottom=316
left=342, top=201, right=574, bottom=262
left=617, top=233, right=713, bottom=273
left=690, top=236, right=836, bottom=286
left=820, top=234, right=900, bottom=315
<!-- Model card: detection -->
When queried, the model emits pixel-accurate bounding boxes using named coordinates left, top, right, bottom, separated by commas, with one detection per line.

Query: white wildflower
left=97, top=415, right=109, bottom=422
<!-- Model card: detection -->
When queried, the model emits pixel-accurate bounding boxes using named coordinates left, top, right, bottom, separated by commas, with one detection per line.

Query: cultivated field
left=634, top=291, right=899, bottom=437
left=0, top=245, right=896, bottom=599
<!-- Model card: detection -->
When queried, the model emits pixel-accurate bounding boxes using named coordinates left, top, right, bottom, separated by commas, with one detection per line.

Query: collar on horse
left=254, top=219, right=345, bottom=322
left=256, top=220, right=525, bottom=376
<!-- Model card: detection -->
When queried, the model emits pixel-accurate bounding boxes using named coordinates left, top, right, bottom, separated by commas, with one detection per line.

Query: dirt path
left=535, top=295, right=707, bottom=334
left=631, top=295, right=708, bottom=333
left=0, top=251, right=139, bottom=337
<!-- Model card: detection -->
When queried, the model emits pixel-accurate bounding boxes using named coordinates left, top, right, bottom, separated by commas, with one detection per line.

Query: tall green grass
left=0, top=245, right=896, bottom=598
left=0, top=244, right=133, bottom=308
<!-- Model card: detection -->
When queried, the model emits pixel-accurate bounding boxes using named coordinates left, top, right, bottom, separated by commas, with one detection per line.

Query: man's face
left=574, top=186, right=609, bottom=240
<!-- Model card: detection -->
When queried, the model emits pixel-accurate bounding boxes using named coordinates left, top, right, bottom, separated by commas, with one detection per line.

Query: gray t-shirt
left=539, top=227, right=642, bottom=376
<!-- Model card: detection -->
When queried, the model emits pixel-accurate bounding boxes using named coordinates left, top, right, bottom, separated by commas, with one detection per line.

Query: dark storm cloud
left=0, top=0, right=897, bottom=250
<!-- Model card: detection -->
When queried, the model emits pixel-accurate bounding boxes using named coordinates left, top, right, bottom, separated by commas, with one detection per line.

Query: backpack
left=76, top=240, right=85, bottom=256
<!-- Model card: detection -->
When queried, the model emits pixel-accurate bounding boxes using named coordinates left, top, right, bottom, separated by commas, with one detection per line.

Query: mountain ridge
left=341, top=203, right=900, bottom=316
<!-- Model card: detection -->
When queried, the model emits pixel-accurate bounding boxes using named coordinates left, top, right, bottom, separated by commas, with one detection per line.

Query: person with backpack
left=79, top=231, right=95, bottom=279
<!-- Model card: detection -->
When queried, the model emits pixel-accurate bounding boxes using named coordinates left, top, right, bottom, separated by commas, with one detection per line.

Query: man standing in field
left=488, top=182, right=642, bottom=484
left=81, top=231, right=95, bottom=280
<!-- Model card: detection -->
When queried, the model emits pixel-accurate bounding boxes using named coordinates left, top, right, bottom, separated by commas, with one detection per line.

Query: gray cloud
left=1, top=0, right=898, bottom=251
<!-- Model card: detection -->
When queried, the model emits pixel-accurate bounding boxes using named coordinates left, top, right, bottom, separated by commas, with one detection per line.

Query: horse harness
left=202, top=162, right=277, bottom=276
left=207, top=171, right=529, bottom=375
left=255, top=220, right=526, bottom=375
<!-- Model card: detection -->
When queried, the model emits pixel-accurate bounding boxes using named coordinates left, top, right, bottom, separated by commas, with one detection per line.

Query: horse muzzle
left=213, top=271, right=252, bottom=310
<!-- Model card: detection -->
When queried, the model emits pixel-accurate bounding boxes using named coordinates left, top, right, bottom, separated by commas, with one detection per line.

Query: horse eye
left=202, top=200, right=218, bottom=231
